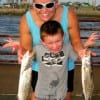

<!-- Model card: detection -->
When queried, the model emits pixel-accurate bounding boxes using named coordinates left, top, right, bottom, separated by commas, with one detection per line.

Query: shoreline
left=0, top=8, right=26, bottom=16
left=0, top=8, right=100, bottom=17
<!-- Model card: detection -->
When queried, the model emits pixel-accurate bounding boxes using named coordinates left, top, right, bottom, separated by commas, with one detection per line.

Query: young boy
left=34, top=20, right=77, bottom=100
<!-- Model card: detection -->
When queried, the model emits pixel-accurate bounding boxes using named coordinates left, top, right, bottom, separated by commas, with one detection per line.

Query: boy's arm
left=67, top=43, right=78, bottom=61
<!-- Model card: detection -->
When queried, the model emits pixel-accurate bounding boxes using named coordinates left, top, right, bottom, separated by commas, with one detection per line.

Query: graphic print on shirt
left=42, top=51, right=65, bottom=67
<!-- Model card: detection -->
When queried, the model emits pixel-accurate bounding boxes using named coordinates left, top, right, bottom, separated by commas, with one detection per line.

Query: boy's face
left=41, top=32, right=64, bottom=53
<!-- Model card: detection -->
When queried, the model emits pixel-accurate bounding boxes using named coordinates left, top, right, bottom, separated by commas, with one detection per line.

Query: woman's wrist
left=83, top=42, right=88, bottom=48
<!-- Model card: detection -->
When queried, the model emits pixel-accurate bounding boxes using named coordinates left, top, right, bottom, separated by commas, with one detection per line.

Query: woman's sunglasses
left=34, top=2, right=55, bottom=9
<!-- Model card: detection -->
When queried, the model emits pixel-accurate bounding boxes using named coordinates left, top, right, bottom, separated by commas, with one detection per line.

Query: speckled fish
left=81, top=51, right=94, bottom=100
left=17, top=51, right=34, bottom=100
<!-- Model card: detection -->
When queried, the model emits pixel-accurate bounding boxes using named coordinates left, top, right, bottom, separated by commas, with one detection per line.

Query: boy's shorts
left=31, top=69, right=74, bottom=92
left=67, top=69, right=74, bottom=92
left=31, top=70, right=38, bottom=91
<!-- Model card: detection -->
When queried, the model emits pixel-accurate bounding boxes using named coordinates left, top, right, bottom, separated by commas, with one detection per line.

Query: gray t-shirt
left=34, top=43, right=77, bottom=99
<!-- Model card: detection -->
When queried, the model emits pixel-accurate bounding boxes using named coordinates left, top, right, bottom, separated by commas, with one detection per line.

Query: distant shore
left=75, top=8, right=100, bottom=18
left=0, top=8, right=100, bottom=17
left=0, top=8, right=26, bottom=16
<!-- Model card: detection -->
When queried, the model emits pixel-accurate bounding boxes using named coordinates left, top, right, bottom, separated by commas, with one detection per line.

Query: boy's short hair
left=40, top=20, right=64, bottom=40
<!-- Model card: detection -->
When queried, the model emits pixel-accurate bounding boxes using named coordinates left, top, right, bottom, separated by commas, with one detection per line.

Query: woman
left=20, top=1, right=85, bottom=99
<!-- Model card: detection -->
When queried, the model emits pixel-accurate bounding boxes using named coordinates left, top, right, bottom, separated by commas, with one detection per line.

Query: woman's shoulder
left=68, top=8, right=78, bottom=19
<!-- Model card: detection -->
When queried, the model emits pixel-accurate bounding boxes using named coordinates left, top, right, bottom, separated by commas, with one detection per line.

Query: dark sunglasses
left=34, top=2, right=55, bottom=9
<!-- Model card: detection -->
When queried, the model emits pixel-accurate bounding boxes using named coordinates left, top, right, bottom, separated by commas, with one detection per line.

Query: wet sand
left=0, top=64, right=100, bottom=100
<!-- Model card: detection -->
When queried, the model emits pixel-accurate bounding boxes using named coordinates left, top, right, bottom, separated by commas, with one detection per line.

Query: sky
left=0, top=0, right=100, bottom=5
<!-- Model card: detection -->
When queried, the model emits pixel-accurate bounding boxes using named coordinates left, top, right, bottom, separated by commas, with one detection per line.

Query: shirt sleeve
left=67, top=43, right=78, bottom=61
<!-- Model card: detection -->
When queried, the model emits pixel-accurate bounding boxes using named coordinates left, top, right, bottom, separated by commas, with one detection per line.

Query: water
left=0, top=16, right=20, bottom=34
left=0, top=16, right=100, bottom=64
left=0, top=16, right=100, bottom=35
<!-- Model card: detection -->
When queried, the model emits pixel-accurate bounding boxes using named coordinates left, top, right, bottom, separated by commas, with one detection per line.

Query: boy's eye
left=56, top=40, right=62, bottom=43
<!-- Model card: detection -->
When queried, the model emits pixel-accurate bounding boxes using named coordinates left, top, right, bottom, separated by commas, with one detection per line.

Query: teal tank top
left=26, top=5, right=75, bottom=71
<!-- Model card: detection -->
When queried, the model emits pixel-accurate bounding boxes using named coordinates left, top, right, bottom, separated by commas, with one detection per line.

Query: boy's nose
left=52, top=43, right=58, bottom=49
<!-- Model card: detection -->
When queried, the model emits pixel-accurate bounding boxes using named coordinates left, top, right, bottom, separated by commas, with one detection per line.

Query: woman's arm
left=20, top=15, right=33, bottom=52
left=68, top=9, right=99, bottom=58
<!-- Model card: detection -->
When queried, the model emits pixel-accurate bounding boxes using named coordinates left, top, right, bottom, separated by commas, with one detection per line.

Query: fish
left=17, top=51, right=34, bottom=100
left=81, top=51, right=94, bottom=100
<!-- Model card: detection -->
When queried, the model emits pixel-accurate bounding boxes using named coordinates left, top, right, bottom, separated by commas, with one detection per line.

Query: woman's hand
left=83, top=32, right=100, bottom=57
left=3, top=38, right=20, bottom=52
left=2, top=38, right=25, bottom=64
left=84, top=32, right=100, bottom=48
